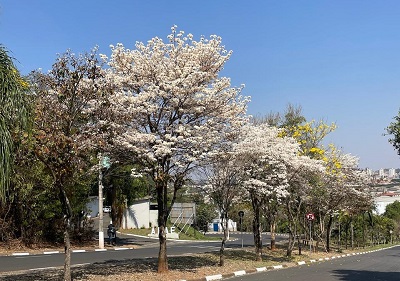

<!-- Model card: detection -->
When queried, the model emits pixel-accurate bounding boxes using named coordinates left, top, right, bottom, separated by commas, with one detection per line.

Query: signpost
left=238, top=211, right=244, bottom=248
left=98, top=153, right=111, bottom=249
left=306, top=213, right=315, bottom=253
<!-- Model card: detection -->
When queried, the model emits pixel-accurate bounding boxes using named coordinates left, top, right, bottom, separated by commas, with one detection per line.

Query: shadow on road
left=331, top=269, right=400, bottom=281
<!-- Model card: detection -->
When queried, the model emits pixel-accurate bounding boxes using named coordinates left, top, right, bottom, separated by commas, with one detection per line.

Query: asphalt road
left=226, top=245, right=400, bottom=281
left=0, top=238, right=218, bottom=272
left=0, top=232, right=282, bottom=273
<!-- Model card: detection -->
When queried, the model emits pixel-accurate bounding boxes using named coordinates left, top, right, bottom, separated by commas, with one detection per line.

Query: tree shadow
left=206, top=245, right=293, bottom=264
left=331, top=269, right=400, bottom=281
left=0, top=255, right=218, bottom=281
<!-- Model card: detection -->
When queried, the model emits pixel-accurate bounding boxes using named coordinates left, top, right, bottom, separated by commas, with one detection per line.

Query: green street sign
left=102, top=156, right=111, bottom=169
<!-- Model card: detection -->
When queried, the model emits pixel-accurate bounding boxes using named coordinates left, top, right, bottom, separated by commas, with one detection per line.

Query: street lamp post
left=98, top=153, right=104, bottom=249
left=98, top=153, right=111, bottom=249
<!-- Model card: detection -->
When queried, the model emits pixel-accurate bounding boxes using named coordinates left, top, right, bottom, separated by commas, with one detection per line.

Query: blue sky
left=1, top=1, right=400, bottom=170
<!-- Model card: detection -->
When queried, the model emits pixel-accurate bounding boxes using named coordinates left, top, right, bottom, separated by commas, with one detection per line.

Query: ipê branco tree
left=235, top=123, right=308, bottom=260
left=102, top=26, right=249, bottom=273
left=201, top=150, right=244, bottom=266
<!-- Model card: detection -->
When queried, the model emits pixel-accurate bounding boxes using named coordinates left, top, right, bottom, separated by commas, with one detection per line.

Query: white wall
left=208, top=218, right=237, bottom=232
left=374, top=196, right=400, bottom=215
left=122, top=201, right=195, bottom=229
left=123, top=200, right=150, bottom=229
left=149, top=209, right=158, bottom=228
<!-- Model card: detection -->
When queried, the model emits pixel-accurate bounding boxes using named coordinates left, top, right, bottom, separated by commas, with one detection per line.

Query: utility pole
left=98, top=153, right=104, bottom=249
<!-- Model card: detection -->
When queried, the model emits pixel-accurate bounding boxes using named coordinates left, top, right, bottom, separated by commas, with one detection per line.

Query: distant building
left=121, top=199, right=195, bottom=229
left=374, top=193, right=400, bottom=215
left=208, top=218, right=237, bottom=232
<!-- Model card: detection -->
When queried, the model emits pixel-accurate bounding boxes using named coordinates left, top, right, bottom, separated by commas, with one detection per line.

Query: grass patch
left=120, top=228, right=151, bottom=236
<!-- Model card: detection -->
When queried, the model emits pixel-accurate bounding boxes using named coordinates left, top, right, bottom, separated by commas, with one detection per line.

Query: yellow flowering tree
left=278, top=117, right=338, bottom=254
left=257, top=106, right=333, bottom=256
left=312, top=144, right=372, bottom=252
left=279, top=119, right=337, bottom=158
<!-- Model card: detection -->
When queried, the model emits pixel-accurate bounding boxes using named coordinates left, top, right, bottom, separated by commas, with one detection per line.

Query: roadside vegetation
left=0, top=242, right=397, bottom=281
left=2, top=26, right=400, bottom=281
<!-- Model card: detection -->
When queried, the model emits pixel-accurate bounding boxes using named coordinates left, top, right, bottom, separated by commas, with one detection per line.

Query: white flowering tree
left=201, top=150, right=245, bottom=266
left=266, top=113, right=334, bottom=256
left=315, top=145, right=372, bottom=252
left=103, top=27, right=249, bottom=273
left=235, top=123, right=302, bottom=261
left=283, top=155, right=325, bottom=256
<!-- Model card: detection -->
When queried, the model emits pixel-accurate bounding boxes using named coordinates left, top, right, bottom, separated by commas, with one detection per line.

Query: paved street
left=225, top=246, right=400, bottom=281
left=1, top=227, right=399, bottom=281
left=0, top=231, right=281, bottom=273
left=1, top=216, right=395, bottom=281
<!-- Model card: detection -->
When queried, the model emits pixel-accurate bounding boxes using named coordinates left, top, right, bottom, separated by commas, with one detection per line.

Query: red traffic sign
left=306, top=213, right=315, bottom=221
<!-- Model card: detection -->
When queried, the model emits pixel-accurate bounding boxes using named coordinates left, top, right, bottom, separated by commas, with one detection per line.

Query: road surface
left=0, top=231, right=282, bottom=273
left=226, top=245, right=400, bottom=281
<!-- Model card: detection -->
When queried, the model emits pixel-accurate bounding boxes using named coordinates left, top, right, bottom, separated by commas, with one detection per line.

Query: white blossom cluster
left=320, top=146, right=372, bottom=214
left=101, top=27, right=250, bottom=179
left=236, top=124, right=305, bottom=198
left=78, top=27, right=368, bottom=217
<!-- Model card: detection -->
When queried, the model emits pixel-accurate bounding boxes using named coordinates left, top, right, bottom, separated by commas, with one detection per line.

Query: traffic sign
left=306, top=213, right=315, bottom=221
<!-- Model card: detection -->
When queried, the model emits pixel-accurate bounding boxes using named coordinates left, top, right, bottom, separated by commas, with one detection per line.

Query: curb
left=8, top=247, right=135, bottom=257
left=177, top=246, right=397, bottom=281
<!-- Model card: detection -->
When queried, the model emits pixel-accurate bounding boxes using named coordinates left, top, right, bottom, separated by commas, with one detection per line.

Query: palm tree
left=0, top=45, right=30, bottom=201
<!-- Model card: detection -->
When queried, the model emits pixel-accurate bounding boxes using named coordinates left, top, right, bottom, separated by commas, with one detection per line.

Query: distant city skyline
left=1, top=1, right=400, bottom=170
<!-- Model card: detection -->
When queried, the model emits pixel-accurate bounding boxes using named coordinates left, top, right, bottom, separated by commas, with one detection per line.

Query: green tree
left=0, top=46, right=30, bottom=201
left=384, top=200, right=400, bottom=223
left=386, top=110, right=400, bottom=156
left=195, top=203, right=216, bottom=233
left=30, top=48, right=104, bottom=281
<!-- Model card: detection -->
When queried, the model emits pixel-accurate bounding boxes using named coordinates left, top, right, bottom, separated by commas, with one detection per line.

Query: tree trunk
left=59, top=185, right=73, bottom=281
left=157, top=181, right=168, bottom=273
left=63, top=218, right=71, bottom=281
left=351, top=220, right=354, bottom=250
left=362, top=214, right=366, bottom=248
left=285, top=200, right=298, bottom=257
left=157, top=224, right=168, bottom=273
left=219, top=217, right=228, bottom=266
left=252, top=197, right=262, bottom=261
left=286, top=232, right=294, bottom=257
left=326, top=215, right=333, bottom=252
left=270, top=221, right=276, bottom=250
left=297, top=233, right=302, bottom=255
